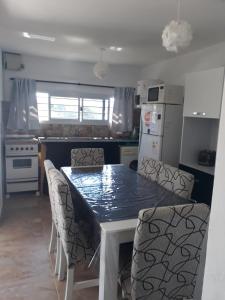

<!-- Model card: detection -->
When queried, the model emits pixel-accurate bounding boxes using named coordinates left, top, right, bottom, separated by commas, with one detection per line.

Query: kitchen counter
left=37, top=136, right=139, bottom=143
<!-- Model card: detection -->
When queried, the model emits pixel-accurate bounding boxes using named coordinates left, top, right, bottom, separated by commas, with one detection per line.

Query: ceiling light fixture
left=22, top=32, right=55, bottom=42
left=110, top=46, right=123, bottom=52
left=93, top=48, right=109, bottom=80
left=162, top=0, right=193, bottom=53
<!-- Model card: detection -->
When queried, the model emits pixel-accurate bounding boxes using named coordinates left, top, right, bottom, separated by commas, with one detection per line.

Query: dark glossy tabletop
left=61, top=164, right=190, bottom=223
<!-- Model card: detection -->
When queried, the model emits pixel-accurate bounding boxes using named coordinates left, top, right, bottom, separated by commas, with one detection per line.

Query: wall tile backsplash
left=6, top=123, right=111, bottom=138
left=40, top=124, right=111, bottom=137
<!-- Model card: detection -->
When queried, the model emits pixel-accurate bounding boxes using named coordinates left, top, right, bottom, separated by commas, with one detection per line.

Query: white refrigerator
left=138, top=103, right=183, bottom=167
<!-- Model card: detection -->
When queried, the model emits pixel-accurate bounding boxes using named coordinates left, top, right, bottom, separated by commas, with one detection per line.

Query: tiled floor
left=0, top=193, right=98, bottom=300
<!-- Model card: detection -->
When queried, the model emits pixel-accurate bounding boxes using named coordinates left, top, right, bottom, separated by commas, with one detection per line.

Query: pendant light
left=162, top=0, right=193, bottom=53
left=93, top=48, right=109, bottom=80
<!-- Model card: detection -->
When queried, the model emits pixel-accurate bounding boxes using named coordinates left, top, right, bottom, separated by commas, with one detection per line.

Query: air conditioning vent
left=2, top=52, right=24, bottom=71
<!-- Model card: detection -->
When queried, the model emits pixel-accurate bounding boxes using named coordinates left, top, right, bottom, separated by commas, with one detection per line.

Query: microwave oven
left=147, top=84, right=184, bottom=105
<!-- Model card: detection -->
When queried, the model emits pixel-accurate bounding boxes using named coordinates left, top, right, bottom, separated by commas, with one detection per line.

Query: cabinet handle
left=192, top=112, right=206, bottom=116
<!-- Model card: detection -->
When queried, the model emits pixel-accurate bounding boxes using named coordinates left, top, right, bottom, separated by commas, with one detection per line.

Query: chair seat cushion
left=119, top=243, right=133, bottom=299
left=49, top=168, right=95, bottom=267
left=157, top=164, right=194, bottom=199
left=137, top=157, right=162, bottom=182
left=61, top=221, right=95, bottom=267
left=120, top=265, right=132, bottom=299
left=71, top=148, right=104, bottom=167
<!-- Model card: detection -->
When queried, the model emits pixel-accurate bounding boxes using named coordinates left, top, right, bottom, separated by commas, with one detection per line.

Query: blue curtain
left=7, top=78, right=40, bottom=130
left=111, top=87, right=135, bottom=133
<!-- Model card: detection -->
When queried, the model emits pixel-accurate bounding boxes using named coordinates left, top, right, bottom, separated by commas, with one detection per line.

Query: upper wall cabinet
left=183, top=67, right=225, bottom=119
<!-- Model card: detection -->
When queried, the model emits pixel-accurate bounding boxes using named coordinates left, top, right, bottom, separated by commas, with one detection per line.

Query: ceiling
left=0, top=0, right=225, bottom=66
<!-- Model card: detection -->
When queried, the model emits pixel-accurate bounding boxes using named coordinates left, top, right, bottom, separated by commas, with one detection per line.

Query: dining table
left=61, top=164, right=191, bottom=300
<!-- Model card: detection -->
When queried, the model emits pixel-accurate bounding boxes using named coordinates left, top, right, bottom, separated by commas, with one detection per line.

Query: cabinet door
left=179, top=164, right=214, bottom=206
left=184, top=67, right=224, bottom=119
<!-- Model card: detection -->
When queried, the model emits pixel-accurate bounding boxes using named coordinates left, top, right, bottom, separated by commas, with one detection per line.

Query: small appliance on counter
left=198, top=150, right=216, bottom=167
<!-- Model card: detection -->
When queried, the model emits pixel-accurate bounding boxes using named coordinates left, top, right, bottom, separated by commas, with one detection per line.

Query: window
left=82, top=98, right=109, bottom=121
left=36, top=92, right=112, bottom=124
left=50, top=96, right=79, bottom=120
left=36, top=92, right=49, bottom=122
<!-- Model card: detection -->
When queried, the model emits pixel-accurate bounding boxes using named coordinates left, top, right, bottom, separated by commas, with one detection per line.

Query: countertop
left=37, top=136, right=139, bottom=144
left=180, top=161, right=215, bottom=175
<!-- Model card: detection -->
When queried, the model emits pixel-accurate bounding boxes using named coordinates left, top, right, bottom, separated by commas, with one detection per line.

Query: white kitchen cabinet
left=183, top=67, right=225, bottom=119
left=120, top=146, right=138, bottom=166
left=180, top=117, right=219, bottom=175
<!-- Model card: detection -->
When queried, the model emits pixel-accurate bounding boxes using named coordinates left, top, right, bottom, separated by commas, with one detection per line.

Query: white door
left=138, top=134, right=162, bottom=164
left=141, top=104, right=165, bottom=136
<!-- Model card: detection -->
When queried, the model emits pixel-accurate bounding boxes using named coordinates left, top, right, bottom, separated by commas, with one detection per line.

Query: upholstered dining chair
left=48, top=168, right=98, bottom=300
left=120, top=203, right=210, bottom=300
left=137, top=156, right=162, bottom=182
left=71, top=147, right=104, bottom=167
left=157, top=163, right=195, bottom=199
left=44, top=160, right=60, bottom=274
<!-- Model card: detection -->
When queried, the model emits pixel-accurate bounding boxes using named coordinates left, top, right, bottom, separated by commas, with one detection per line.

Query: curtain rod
left=10, top=78, right=115, bottom=89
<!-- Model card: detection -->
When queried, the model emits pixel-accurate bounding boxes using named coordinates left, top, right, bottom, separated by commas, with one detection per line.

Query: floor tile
left=0, top=193, right=99, bottom=300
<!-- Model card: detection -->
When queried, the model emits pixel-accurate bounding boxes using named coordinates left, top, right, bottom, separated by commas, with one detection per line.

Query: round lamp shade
left=93, top=61, right=109, bottom=80
left=162, top=20, right=193, bottom=53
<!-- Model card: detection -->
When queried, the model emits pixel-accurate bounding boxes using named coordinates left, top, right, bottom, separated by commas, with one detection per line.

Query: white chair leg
left=55, top=235, right=60, bottom=275
left=65, top=267, right=74, bottom=300
left=58, top=240, right=67, bottom=281
left=49, top=221, right=57, bottom=254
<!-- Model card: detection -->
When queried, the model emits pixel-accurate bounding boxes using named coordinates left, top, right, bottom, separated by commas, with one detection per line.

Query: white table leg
left=98, top=219, right=138, bottom=300
left=99, top=230, right=119, bottom=300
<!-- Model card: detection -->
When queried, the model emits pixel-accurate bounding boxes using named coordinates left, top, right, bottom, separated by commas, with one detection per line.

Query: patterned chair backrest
left=48, top=168, right=93, bottom=266
left=137, top=156, right=162, bottom=182
left=157, top=163, right=194, bottom=199
left=71, top=148, right=105, bottom=167
left=44, top=160, right=57, bottom=225
left=131, top=204, right=210, bottom=300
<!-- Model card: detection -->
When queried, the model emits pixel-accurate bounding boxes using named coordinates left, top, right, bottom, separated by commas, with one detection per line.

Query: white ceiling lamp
left=110, top=46, right=123, bottom=52
left=93, top=48, right=109, bottom=80
left=162, top=0, right=193, bottom=53
left=22, top=32, right=55, bottom=42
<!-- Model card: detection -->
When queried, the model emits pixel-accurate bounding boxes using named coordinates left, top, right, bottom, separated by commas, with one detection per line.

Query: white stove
left=5, top=138, right=39, bottom=196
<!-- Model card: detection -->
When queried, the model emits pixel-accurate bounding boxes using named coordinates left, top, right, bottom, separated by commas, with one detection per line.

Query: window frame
left=36, top=92, right=111, bottom=125
left=80, top=97, right=110, bottom=125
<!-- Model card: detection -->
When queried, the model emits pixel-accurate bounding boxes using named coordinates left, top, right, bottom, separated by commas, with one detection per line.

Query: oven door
left=6, top=156, right=38, bottom=181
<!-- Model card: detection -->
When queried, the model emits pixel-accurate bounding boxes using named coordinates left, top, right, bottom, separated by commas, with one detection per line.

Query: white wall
left=3, top=54, right=141, bottom=102
left=141, top=41, right=225, bottom=85
left=201, top=76, right=225, bottom=299
left=0, top=48, right=3, bottom=218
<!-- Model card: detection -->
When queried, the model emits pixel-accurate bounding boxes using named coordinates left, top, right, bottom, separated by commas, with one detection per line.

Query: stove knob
left=21, top=147, right=24, bottom=150
left=10, top=147, right=14, bottom=150
left=26, top=147, right=29, bottom=150
left=30, top=147, right=33, bottom=150
left=16, top=147, right=19, bottom=150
